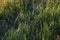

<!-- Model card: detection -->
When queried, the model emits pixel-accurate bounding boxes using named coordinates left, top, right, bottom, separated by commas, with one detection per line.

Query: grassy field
left=0, top=0, right=60, bottom=40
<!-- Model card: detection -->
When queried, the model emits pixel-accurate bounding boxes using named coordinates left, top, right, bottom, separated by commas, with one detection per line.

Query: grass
left=0, top=0, right=60, bottom=40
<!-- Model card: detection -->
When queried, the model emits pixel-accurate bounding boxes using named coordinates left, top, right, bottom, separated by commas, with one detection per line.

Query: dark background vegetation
left=0, top=0, right=60, bottom=40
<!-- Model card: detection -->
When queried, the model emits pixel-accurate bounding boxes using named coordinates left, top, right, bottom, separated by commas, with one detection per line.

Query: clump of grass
left=0, top=0, right=60, bottom=40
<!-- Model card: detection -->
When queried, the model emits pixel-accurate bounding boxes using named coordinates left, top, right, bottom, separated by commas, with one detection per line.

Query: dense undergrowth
left=0, top=0, right=60, bottom=40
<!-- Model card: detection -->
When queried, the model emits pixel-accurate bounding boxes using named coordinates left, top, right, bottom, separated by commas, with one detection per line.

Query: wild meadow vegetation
left=0, top=0, right=60, bottom=40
